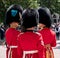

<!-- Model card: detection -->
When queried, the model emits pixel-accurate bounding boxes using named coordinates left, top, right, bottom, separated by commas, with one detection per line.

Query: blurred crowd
left=51, top=22, right=60, bottom=40
left=0, top=23, right=6, bottom=41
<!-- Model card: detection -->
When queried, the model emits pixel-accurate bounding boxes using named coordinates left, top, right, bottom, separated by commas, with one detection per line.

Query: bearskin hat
left=38, top=7, right=52, bottom=28
left=22, top=8, right=39, bottom=29
left=5, top=4, right=23, bottom=25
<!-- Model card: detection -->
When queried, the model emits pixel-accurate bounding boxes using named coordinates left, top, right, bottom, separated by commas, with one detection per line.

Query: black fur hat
left=22, top=8, right=39, bottom=29
left=5, top=4, right=23, bottom=25
left=38, top=7, right=52, bottom=28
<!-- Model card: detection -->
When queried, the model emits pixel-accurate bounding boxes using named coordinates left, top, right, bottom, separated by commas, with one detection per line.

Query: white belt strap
left=23, top=50, right=38, bottom=58
left=9, top=46, right=18, bottom=48
left=8, top=46, right=18, bottom=58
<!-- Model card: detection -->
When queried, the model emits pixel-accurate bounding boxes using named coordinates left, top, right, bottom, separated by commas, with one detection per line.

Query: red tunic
left=17, top=31, right=43, bottom=58
left=5, top=28, right=20, bottom=58
left=38, top=28, right=56, bottom=58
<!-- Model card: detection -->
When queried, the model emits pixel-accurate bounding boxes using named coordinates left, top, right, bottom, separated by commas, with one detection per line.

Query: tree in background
left=0, top=0, right=6, bottom=23
left=29, top=0, right=40, bottom=9
left=38, top=0, right=60, bottom=14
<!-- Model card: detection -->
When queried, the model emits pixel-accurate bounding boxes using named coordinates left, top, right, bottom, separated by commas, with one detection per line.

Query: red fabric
left=38, top=28, right=56, bottom=58
left=17, top=31, right=43, bottom=58
left=5, top=28, right=20, bottom=58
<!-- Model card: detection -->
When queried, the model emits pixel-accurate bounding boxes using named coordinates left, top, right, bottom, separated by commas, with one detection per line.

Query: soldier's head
left=5, top=4, right=23, bottom=26
left=22, top=8, right=39, bottom=30
left=38, top=7, right=52, bottom=28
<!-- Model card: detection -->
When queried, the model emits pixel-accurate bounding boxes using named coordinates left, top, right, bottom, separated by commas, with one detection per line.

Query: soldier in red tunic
left=5, top=4, right=23, bottom=58
left=38, top=7, right=56, bottom=58
left=17, top=8, right=43, bottom=58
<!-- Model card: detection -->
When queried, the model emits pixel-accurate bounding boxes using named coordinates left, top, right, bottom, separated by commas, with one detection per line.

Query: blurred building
left=52, top=13, right=60, bottom=23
